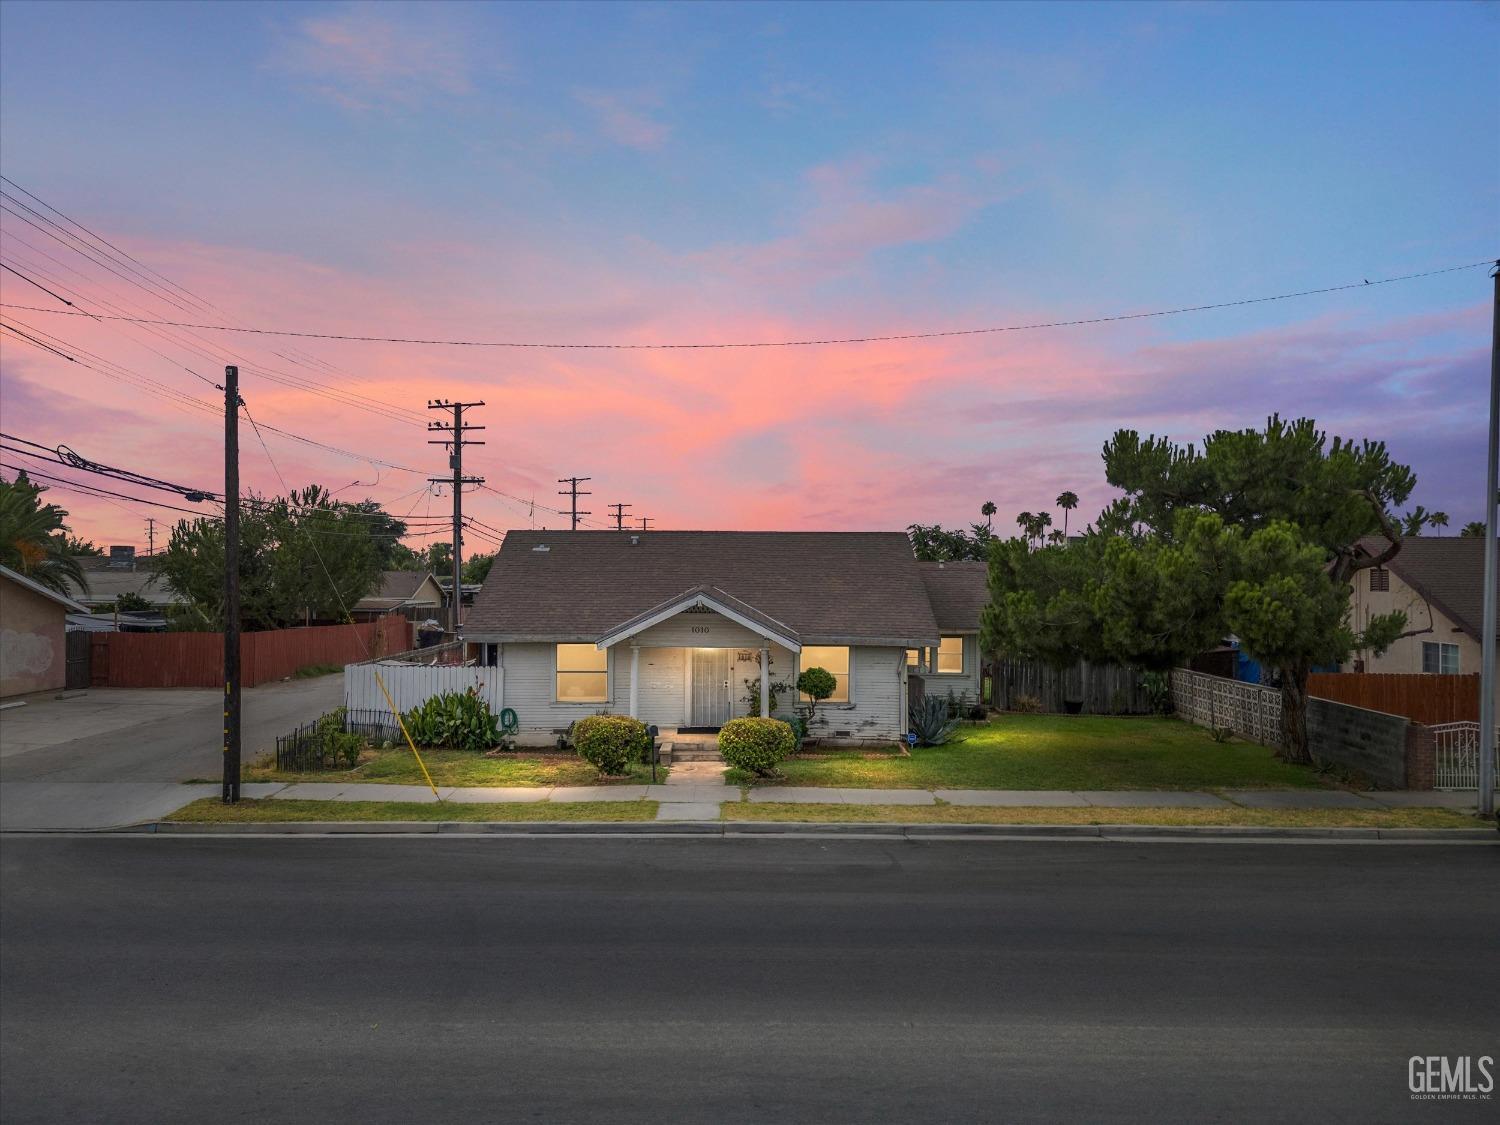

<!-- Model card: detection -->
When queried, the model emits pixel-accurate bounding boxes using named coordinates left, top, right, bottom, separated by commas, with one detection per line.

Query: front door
left=691, top=649, right=731, bottom=728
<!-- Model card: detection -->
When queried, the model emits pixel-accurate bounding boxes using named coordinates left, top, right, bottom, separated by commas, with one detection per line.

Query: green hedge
left=718, top=717, right=796, bottom=777
left=572, top=714, right=650, bottom=776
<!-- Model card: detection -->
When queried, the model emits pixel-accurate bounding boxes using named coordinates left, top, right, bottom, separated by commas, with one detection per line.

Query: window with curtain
left=556, top=643, right=608, bottom=702
left=937, top=635, right=965, bottom=673
left=800, top=645, right=849, bottom=703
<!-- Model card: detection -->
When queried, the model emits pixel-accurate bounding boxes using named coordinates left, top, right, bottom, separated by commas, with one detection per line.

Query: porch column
left=628, top=645, right=640, bottom=719
left=759, top=646, right=769, bottom=717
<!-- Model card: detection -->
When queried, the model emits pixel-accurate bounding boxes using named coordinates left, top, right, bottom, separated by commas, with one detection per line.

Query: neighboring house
left=462, top=531, right=987, bottom=744
left=1, top=564, right=88, bottom=698
left=71, top=549, right=178, bottom=615
left=1347, top=536, right=1495, bottom=677
left=353, top=570, right=446, bottom=623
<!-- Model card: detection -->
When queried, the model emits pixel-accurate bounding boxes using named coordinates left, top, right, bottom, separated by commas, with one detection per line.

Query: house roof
left=70, top=568, right=177, bottom=608
left=465, top=530, right=942, bottom=647
left=0, top=564, right=90, bottom=613
left=918, top=560, right=989, bottom=632
left=1359, top=535, right=1496, bottom=642
left=353, top=570, right=443, bottom=612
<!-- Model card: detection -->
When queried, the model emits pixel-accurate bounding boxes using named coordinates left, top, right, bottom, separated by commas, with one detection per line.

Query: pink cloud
left=573, top=89, right=671, bottom=151
left=271, top=3, right=477, bottom=109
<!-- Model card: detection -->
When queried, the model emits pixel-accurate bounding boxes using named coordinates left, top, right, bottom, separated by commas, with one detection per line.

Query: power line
left=2, top=260, right=1490, bottom=349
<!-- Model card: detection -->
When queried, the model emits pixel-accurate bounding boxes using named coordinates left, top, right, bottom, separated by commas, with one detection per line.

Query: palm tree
left=981, top=500, right=996, bottom=530
left=1428, top=511, right=1449, bottom=535
left=0, top=472, right=88, bottom=596
left=1056, top=491, right=1079, bottom=539
left=1461, top=521, right=1488, bottom=538
left=1034, top=511, right=1053, bottom=543
left=1015, top=511, right=1034, bottom=545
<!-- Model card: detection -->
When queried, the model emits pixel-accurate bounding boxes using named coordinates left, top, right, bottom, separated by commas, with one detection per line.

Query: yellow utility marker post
left=373, top=669, right=442, bottom=802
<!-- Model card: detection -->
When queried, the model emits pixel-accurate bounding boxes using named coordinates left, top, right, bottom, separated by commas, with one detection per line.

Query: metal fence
left=274, top=708, right=405, bottom=771
left=1170, top=669, right=1283, bottom=746
left=1431, top=722, right=1500, bottom=790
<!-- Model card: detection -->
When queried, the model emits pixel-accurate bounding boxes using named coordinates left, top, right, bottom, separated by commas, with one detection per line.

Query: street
left=2, top=837, right=1495, bottom=1123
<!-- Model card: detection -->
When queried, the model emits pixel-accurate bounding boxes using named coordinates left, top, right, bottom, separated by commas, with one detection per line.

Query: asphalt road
left=2, top=837, right=1496, bottom=1124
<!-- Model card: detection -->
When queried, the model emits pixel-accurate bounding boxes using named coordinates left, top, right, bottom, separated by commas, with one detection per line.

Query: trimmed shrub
left=719, top=717, right=796, bottom=777
left=572, top=714, right=650, bottom=777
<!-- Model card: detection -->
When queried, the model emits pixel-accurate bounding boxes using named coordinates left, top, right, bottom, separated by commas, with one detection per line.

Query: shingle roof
left=70, top=568, right=177, bottom=608
left=918, top=561, right=988, bottom=632
left=1, top=565, right=89, bottom=613
left=465, top=531, right=941, bottom=647
left=1359, top=535, right=1495, bottom=642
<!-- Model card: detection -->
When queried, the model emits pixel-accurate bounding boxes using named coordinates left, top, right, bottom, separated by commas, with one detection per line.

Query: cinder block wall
left=1305, top=697, right=1409, bottom=789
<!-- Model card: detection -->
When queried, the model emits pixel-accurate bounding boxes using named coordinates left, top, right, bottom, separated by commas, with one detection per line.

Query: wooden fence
left=1307, top=673, right=1479, bottom=725
left=89, top=614, right=411, bottom=689
left=990, top=658, right=1153, bottom=714
left=1170, top=669, right=1282, bottom=746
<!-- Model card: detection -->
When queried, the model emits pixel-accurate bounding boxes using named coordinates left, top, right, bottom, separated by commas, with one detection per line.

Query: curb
left=70, top=820, right=1500, bottom=841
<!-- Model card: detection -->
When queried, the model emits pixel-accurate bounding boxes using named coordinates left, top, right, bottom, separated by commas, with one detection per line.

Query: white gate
left=344, top=660, right=503, bottom=718
left=1431, top=722, right=1500, bottom=790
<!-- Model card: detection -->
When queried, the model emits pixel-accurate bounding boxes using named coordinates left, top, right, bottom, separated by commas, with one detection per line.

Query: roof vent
left=532, top=544, right=550, bottom=553
left=630, top=535, right=639, bottom=546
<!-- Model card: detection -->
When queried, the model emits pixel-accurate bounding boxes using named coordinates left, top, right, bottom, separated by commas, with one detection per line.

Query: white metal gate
left=1431, top=722, right=1500, bottom=790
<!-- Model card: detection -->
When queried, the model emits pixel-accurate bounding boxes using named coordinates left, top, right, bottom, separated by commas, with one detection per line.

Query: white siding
left=629, top=611, right=769, bottom=650
left=798, top=645, right=906, bottom=742
left=613, top=646, right=688, bottom=728
left=917, top=633, right=982, bottom=706
left=500, top=642, right=616, bottom=732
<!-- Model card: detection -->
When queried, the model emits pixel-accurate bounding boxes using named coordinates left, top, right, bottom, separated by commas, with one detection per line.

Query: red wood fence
left=1306, top=673, right=1479, bottom=725
left=90, top=615, right=412, bottom=689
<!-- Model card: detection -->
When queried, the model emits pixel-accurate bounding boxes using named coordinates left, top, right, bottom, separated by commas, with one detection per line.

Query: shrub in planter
left=719, top=717, right=796, bottom=777
left=571, top=714, right=650, bottom=777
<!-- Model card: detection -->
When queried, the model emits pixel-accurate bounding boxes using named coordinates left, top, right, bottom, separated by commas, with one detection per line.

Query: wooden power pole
left=558, top=476, right=592, bottom=530
left=222, top=365, right=242, bottom=804
left=428, top=399, right=485, bottom=634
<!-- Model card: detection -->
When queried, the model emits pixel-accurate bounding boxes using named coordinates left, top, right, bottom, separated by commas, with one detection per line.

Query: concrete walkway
left=1, top=778, right=1487, bottom=829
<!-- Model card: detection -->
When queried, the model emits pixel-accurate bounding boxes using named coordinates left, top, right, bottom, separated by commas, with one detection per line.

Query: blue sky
left=1, top=0, right=1495, bottom=541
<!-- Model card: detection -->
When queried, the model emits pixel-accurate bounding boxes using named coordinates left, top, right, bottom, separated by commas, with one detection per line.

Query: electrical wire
left=2, top=260, right=1491, bottom=349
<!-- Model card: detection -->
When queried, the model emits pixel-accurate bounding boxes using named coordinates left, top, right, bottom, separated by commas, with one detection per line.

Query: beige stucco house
left=1347, top=536, right=1492, bottom=677
left=1, top=565, right=88, bottom=699
left=463, top=531, right=989, bottom=745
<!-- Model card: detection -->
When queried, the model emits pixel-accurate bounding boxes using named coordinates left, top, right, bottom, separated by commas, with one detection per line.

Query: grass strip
left=245, top=748, right=664, bottom=788
left=723, top=803, right=1483, bottom=829
left=166, top=798, right=657, bottom=823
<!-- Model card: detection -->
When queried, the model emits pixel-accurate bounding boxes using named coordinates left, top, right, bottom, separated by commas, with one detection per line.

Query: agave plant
left=908, top=695, right=962, bottom=747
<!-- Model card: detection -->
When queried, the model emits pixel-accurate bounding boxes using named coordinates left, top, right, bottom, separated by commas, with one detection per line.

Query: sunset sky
left=1, top=0, right=1495, bottom=550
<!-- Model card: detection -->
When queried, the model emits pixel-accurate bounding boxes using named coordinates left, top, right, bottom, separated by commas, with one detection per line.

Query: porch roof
left=596, top=585, right=801, bottom=651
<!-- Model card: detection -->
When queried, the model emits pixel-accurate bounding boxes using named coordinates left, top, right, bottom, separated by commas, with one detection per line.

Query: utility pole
left=428, top=400, right=485, bottom=635
left=221, top=365, right=242, bottom=804
left=145, top=517, right=156, bottom=556
left=558, top=476, right=592, bottom=530
left=1479, top=261, right=1498, bottom=818
left=608, top=502, right=631, bottom=531
left=639, top=516, right=653, bottom=531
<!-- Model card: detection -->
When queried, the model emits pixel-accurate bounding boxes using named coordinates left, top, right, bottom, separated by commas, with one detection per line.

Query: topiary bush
left=571, top=714, right=650, bottom=777
left=719, top=717, right=796, bottom=777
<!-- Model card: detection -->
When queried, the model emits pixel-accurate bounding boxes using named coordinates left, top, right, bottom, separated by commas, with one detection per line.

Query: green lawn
left=246, top=748, right=667, bottom=788
left=725, top=714, right=1324, bottom=790
left=168, top=798, right=656, bottom=823
left=724, top=802, right=1480, bottom=830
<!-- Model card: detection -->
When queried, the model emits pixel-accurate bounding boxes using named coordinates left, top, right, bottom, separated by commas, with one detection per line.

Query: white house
left=462, top=531, right=989, bottom=744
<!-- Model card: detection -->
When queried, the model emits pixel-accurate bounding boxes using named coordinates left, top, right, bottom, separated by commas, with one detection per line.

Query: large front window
left=556, top=644, right=608, bottom=702
left=800, top=646, right=849, bottom=703
left=1421, top=642, right=1460, bottom=675
left=937, top=635, right=965, bottom=674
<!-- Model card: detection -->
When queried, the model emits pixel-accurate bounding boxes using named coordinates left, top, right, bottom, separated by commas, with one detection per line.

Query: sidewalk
left=1, top=778, right=1485, bottom=830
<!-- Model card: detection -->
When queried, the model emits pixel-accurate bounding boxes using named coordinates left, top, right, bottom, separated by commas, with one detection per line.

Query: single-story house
left=462, top=531, right=989, bottom=744
left=353, top=570, right=446, bottom=623
left=71, top=551, right=178, bottom=614
left=1348, top=536, right=1495, bottom=677
left=1, top=564, right=89, bottom=698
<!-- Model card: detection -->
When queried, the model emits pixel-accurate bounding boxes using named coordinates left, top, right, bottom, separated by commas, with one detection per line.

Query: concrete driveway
left=0, top=676, right=343, bottom=829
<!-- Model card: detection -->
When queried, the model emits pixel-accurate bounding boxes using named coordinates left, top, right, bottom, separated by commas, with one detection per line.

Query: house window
left=937, top=636, right=965, bottom=674
left=907, top=648, right=922, bottom=668
left=1421, top=642, right=1460, bottom=675
left=1369, top=568, right=1389, bottom=592
left=556, top=643, right=608, bottom=702
left=800, top=645, right=850, bottom=703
